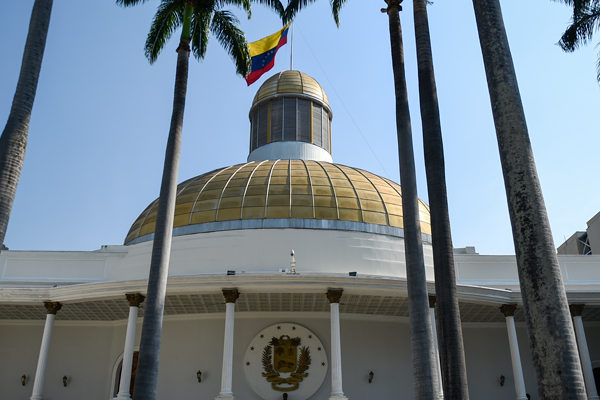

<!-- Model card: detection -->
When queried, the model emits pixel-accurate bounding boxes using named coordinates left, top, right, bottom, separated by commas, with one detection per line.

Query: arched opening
left=113, top=351, right=139, bottom=397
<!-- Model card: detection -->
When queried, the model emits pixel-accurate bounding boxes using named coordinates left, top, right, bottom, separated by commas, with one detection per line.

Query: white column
left=30, top=302, right=62, bottom=400
left=115, top=293, right=145, bottom=400
left=571, top=304, right=600, bottom=400
left=429, top=296, right=444, bottom=399
left=500, top=305, right=527, bottom=400
left=216, top=289, right=239, bottom=400
left=327, top=289, right=348, bottom=400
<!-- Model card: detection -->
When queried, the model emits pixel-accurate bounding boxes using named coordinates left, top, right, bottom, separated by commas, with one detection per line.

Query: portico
left=1, top=267, right=599, bottom=400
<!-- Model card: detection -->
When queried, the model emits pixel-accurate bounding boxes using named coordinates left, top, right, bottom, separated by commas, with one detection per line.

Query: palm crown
left=282, top=0, right=346, bottom=26
left=118, top=0, right=285, bottom=76
left=114, top=1, right=285, bottom=398
left=555, top=0, right=600, bottom=81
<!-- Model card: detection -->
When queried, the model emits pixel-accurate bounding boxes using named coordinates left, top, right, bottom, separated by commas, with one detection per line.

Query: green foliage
left=145, top=0, right=183, bottom=63
left=555, top=0, right=600, bottom=81
left=282, top=0, right=345, bottom=26
left=117, top=0, right=285, bottom=77
left=211, top=10, right=251, bottom=75
left=116, top=0, right=152, bottom=5
left=330, top=0, right=348, bottom=26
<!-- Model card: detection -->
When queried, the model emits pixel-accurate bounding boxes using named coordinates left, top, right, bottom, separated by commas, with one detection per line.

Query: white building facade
left=1, top=71, right=599, bottom=400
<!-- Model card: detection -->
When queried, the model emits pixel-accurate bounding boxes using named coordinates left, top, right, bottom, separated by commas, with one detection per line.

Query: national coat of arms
left=261, top=335, right=311, bottom=391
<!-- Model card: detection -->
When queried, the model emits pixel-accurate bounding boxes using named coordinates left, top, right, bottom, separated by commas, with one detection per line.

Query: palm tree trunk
left=413, top=1, right=469, bottom=398
left=0, top=0, right=53, bottom=247
left=384, top=1, right=438, bottom=398
left=132, top=5, right=193, bottom=398
left=472, top=0, right=586, bottom=398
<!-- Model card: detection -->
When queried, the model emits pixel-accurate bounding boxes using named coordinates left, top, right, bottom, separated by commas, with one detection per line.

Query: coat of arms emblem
left=261, top=335, right=311, bottom=391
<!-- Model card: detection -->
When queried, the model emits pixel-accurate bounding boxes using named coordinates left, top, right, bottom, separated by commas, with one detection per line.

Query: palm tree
left=472, top=0, right=586, bottom=398
left=285, top=0, right=439, bottom=397
left=413, top=0, right=469, bottom=398
left=383, top=2, right=439, bottom=397
left=0, top=0, right=53, bottom=248
left=115, top=1, right=280, bottom=398
left=555, top=0, right=600, bottom=82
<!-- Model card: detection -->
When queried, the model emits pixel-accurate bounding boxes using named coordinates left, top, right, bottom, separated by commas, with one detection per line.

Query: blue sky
left=1, top=0, right=598, bottom=254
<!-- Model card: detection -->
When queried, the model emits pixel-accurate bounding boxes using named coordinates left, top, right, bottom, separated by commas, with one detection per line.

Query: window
left=298, top=99, right=310, bottom=143
left=257, top=104, right=268, bottom=147
left=283, top=97, right=296, bottom=141
left=270, top=98, right=283, bottom=142
left=312, top=103, right=322, bottom=147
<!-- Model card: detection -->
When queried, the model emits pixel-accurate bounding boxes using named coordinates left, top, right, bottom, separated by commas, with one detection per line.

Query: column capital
left=382, top=0, right=403, bottom=14
left=428, top=295, right=436, bottom=308
left=222, top=288, right=240, bottom=303
left=500, top=304, right=517, bottom=317
left=327, top=288, right=344, bottom=304
left=126, top=293, right=145, bottom=308
left=44, top=301, right=62, bottom=315
left=569, top=304, right=585, bottom=317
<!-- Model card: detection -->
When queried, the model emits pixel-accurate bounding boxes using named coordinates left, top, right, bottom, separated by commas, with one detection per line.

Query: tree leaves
left=119, top=0, right=286, bottom=77
left=145, top=0, right=183, bottom=63
left=555, top=0, right=600, bottom=81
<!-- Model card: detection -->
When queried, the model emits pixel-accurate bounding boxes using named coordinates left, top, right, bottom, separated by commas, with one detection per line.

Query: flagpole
left=290, top=21, right=294, bottom=70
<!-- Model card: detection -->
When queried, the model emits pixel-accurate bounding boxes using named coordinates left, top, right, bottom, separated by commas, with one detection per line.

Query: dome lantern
left=247, top=71, right=333, bottom=163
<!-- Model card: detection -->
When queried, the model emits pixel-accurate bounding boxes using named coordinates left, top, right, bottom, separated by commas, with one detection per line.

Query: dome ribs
left=215, top=163, right=250, bottom=221
left=329, top=163, right=365, bottom=224
left=354, top=167, right=391, bottom=226
left=300, top=159, right=316, bottom=219
left=125, top=161, right=432, bottom=244
left=263, top=160, right=280, bottom=218
left=188, top=165, right=236, bottom=224
left=240, top=160, right=268, bottom=219
left=314, top=161, right=340, bottom=220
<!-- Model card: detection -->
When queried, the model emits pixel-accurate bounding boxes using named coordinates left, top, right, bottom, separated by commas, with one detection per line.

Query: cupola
left=248, top=70, right=332, bottom=162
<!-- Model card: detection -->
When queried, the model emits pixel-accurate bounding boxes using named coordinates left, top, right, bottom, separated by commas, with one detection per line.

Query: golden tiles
left=125, top=160, right=432, bottom=244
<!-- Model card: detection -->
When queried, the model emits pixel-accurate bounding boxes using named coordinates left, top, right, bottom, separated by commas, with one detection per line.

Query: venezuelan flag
left=245, top=23, right=291, bottom=86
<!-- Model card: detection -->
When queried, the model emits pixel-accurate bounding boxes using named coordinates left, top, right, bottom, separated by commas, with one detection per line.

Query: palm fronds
left=283, top=0, right=314, bottom=23
left=120, top=0, right=268, bottom=77
left=555, top=0, right=600, bottom=81
left=145, top=0, right=183, bottom=63
left=558, top=0, right=600, bottom=51
left=253, top=0, right=285, bottom=20
left=211, top=10, right=251, bottom=76
left=116, top=0, right=152, bottom=6
left=331, top=0, right=349, bottom=26
left=283, top=0, right=347, bottom=27
left=218, top=0, right=253, bottom=18
left=190, top=8, right=211, bottom=59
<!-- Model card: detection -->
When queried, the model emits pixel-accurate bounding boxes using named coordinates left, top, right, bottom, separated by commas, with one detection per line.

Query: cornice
left=0, top=273, right=599, bottom=306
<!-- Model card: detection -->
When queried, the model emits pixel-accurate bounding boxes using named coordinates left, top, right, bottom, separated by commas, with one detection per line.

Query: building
left=558, top=211, right=600, bottom=255
left=1, top=71, right=599, bottom=400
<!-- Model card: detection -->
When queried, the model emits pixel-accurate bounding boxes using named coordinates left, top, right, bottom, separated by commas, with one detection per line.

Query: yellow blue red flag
left=246, top=23, right=291, bottom=85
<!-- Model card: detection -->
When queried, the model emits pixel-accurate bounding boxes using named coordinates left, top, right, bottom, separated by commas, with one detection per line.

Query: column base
left=215, top=395, right=234, bottom=400
left=30, top=396, right=43, bottom=400
left=516, top=397, right=528, bottom=400
left=329, top=396, right=348, bottom=400
left=114, top=395, right=132, bottom=400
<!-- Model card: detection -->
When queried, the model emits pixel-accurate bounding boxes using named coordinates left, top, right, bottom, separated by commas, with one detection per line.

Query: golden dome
left=252, top=70, right=329, bottom=109
left=125, top=161, right=431, bottom=245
